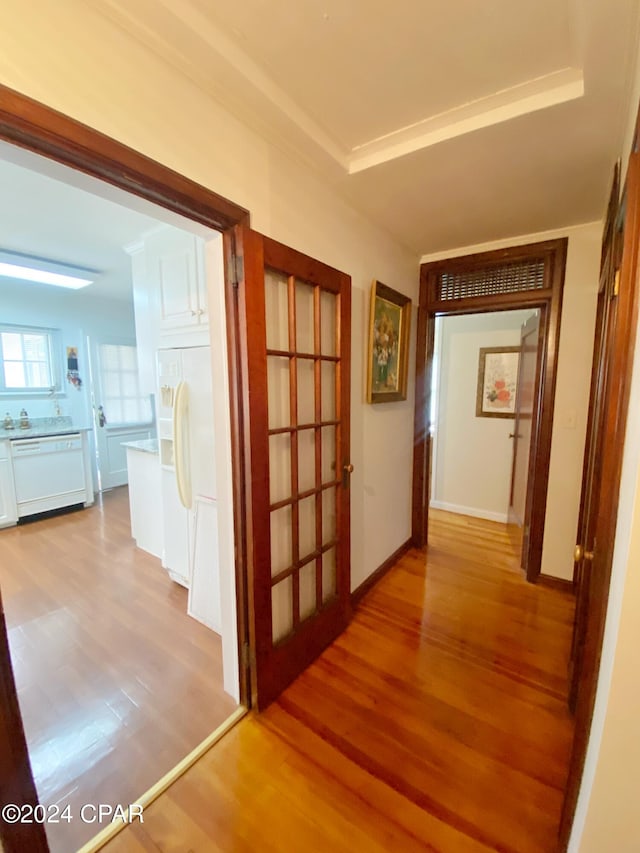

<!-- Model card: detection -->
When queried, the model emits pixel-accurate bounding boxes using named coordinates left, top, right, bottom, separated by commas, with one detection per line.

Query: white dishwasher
left=11, top=433, right=88, bottom=518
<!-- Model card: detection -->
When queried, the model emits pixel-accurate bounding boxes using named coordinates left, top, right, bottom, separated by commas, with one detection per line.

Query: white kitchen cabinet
left=124, top=441, right=162, bottom=558
left=127, top=226, right=209, bottom=375
left=147, top=226, right=207, bottom=333
left=0, top=441, right=18, bottom=528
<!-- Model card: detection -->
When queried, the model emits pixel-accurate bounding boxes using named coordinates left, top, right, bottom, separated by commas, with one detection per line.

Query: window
left=98, top=343, right=152, bottom=425
left=0, top=326, right=57, bottom=392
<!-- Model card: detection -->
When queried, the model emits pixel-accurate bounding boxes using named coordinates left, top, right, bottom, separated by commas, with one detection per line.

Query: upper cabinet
left=155, top=229, right=208, bottom=331
left=126, top=226, right=210, bottom=394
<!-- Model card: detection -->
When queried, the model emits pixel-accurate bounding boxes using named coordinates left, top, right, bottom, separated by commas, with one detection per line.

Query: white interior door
left=88, top=336, right=154, bottom=490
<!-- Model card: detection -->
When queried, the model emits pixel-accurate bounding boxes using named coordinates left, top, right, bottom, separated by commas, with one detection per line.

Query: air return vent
left=437, top=258, right=546, bottom=301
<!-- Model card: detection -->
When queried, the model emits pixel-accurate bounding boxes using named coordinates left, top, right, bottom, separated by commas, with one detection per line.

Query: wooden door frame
left=412, top=239, right=567, bottom=582
left=558, top=142, right=640, bottom=848
left=0, top=84, right=252, bottom=852
left=568, top=163, right=621, bottom=714
left=507, top=310, right=542, bottom=532
left=0, top=594, right=48, bottom=853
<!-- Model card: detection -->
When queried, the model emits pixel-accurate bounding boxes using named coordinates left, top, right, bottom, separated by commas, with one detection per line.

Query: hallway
left=105, top=510, right=575, bottom=853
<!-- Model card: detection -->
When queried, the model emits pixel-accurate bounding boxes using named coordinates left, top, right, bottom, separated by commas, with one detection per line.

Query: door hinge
left=613, top=268, right=620, bottom=297
left=241, top=641, right=254, bottom=670
left=232, top=253, right=244, bottom=289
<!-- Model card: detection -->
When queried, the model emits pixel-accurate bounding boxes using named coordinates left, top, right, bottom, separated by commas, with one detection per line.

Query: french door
left=235, top=226, right=352, bottom=709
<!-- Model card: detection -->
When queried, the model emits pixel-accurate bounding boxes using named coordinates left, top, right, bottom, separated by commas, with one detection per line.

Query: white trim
left=420, top=221, right=602, bottom=265
left=204, top=233, right=240, bottom=703
left=349, top=69, right=584, bottom=174
left=0, top=323, right=61, bottom=394
left=429, top=499, right=508, bottom=524
left=93, top=2, right=587, bottom=178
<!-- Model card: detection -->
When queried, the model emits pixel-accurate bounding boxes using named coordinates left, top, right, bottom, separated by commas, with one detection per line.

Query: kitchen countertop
left=122, top=438, right=159, bottom=455
left=0, top=417, right=91, bottom=441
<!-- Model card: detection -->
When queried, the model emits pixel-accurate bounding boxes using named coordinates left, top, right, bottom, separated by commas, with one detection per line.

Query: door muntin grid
left=265, top=270, right=341, bottom=645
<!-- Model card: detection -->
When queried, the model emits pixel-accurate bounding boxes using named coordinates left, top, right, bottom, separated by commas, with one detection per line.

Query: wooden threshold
left=76, top=706, right=247, bottom=853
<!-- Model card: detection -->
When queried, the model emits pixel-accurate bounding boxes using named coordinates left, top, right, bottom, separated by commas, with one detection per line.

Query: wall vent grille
left=437, top=259, right=546, bottom=301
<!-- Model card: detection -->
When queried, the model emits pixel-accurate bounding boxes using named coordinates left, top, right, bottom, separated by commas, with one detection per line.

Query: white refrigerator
left=157, top=346, right=221, bottom=634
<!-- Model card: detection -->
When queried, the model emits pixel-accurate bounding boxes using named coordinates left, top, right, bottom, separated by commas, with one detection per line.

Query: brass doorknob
left=343, top=464, right=354, bottom=474
left=574, top=544, right=595, bottom=562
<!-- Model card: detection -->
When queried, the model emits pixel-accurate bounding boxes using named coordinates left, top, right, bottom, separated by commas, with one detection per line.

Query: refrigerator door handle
left=173, top=380, right=193, bottom=509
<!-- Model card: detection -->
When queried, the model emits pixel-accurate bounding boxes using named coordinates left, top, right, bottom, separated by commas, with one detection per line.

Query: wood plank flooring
left=104, top=510, right=575, bottom=853
left=0, top=488, right=237, bottom=853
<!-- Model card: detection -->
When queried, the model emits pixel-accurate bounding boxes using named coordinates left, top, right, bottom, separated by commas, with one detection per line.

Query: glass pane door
left=239, top=227, right=351, bottom=708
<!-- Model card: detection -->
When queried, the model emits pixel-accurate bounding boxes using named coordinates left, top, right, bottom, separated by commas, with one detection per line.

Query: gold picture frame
left=367, top=280, right=411, bottom=403
left=475, top=346, right=521, bottom=418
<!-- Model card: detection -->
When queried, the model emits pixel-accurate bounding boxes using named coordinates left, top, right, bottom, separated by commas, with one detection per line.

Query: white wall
left=0, top=0, right=418, bottom=593
left=431, top=311, right=531, bottom=523
left=422, top=222, right=601, bottom=580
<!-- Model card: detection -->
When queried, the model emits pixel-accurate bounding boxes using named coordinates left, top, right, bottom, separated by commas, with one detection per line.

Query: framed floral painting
left=367, top=280, right=411, bottom=403
left=475, top=346, right=520, bottom=418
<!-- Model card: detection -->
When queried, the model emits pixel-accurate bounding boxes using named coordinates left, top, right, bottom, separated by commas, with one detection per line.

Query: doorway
left=87, top=336, right=154, bottom=492
left=431, top=309, right=540, bottom=567
left=413, top=238, right=567, bottom=583
left=0, top=143, right=243, bottom=853
left=0, top=83, right=356, bottom=853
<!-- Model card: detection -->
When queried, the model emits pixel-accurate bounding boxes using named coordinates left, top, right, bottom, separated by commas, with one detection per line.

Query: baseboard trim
left=351, top=538, right=413, bottom=606
left=538, top=573, right=575, bottom=592
left=429, top=500, right=508, bottom=525
left=78, top=705, right=248, bottom=852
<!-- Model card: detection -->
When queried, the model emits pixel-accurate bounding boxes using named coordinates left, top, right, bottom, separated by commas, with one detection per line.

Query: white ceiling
left=1, top=1, right=638, bottom=270
left=94, top=0, right=640, bottom=255
left=193, top=0, right=576, bottom=150
left=0, top=154, right=165, bottom=301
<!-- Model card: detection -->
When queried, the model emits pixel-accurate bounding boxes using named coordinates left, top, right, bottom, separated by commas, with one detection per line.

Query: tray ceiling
left=81, top=0, right=640, bottom=252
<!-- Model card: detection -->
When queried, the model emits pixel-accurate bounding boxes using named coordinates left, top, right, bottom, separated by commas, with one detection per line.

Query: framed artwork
left=476, top=346, right=520, bottom=418
left=367, top=280, right=411, bottom=403
left=66, top=345, right=83, bottom=389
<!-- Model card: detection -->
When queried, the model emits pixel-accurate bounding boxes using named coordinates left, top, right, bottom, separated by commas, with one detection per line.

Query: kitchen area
left=0, top=148, right=239, bottom=853
left=0, top=153, right=230, bottom=639
left=0, top=155, right=233, bottom=640
left=123, top=224, right=224, bottom=634
left=0, top=410, right=94, bottom=528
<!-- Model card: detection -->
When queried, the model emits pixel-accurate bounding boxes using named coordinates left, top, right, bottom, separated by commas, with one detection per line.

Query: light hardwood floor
left=104, top=510, right=575, bottom=853
left=0, top=488, right=237, bottom=853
